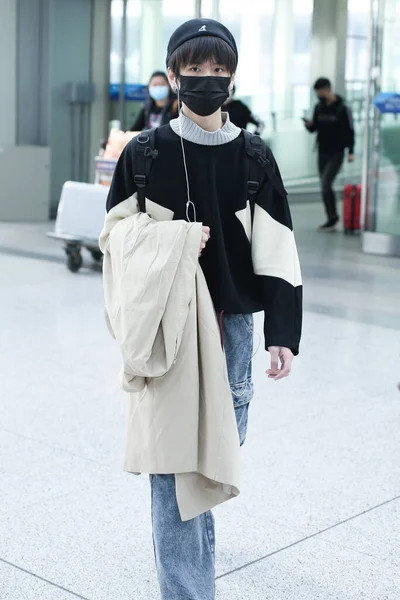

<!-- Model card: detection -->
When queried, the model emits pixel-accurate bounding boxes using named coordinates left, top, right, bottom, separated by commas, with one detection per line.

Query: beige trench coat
left=99, top=197, right=241, bottom=521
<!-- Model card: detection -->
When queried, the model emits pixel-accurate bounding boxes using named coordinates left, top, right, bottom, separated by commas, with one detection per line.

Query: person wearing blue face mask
left=130, top=71, right=178, bottom=131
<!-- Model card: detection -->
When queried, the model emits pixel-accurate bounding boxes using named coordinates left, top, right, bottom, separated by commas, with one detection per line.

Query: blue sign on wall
left=373, top=92, right=400, bottom=114
left=109, top=83, right=147, bottom=102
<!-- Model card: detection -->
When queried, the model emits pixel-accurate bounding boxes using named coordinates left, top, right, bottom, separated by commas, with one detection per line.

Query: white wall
left=0, top=0, right=51, bottom=222
left=0, top=147, right=50, bottom=221
left=0, top=0, right=112, bottom=221
left=0, top=0, right=17, bottom=145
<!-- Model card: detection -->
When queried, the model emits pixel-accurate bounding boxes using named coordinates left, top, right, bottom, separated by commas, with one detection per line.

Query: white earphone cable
left=176, top=84, right=197, bottom=223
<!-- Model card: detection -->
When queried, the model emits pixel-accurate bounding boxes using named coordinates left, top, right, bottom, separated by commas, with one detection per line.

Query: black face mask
left=318, top=97, right=327, bottom=105
left=178, top=76, right=231, bottom=117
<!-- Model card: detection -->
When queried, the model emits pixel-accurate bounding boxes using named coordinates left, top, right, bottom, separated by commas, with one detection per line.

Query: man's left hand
left=267, top=346, right=293, bottom=381
left=348, top=154, right=355, bottom=163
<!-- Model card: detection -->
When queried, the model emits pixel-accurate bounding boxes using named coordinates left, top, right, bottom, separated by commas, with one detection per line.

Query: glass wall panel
left=291, top=0, right=313, bottom=119
left=110, top=0, right=124, bottom=85
left=213, top=0, right=314, bottom=183
left=200, top=0, right=213, bottom=17
left=109, top=0, right=196, bottom=129
left=347, top=0, right=370, bottom=36
left=126, top=0, right=142, bottom=84
left=363, top=0, right=400, bottom=253
left=162, top=0, right=197, bottom=64
left=212, top=0, right=313, bottom=125
left=110, top=0, right=142, bottom=128
left=110, top=0, right=142, bottom=85
left=111, top=0, right=196, bottom=86
left=108, top=0, right=374, bottom=192
left=217, top=0, right=275, bottom=122
left=372, top=0, right=400, bottom=237
left=345, top=0, right=370, bottom=121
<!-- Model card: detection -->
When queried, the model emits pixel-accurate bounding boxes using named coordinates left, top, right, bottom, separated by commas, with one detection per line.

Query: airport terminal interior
left=0, top=0, right=400, bottom=599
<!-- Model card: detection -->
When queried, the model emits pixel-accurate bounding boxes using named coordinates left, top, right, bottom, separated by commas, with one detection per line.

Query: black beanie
left=166, top=18, right=238, bottom=67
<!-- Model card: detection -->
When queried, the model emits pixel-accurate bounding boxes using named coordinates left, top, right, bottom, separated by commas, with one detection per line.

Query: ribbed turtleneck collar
left=169, top=111, right=241, bottom=146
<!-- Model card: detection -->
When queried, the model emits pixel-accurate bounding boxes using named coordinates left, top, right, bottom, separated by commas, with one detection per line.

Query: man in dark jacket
left=223, top=85, right=265, bottom=134
left=304, top=77, right=355, bottom=231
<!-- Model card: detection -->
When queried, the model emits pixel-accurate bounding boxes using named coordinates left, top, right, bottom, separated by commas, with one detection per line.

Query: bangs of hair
left=168, top=36, right=237, bottom=75
left=314, top=77, right=331, bottom=90
left=149, top=70, right=169, bottom=85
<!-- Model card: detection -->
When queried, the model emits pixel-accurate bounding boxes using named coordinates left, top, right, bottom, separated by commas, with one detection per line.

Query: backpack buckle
left=257, top=154, right=268, bottom=168
left=247, top=180, right=259, bottom=194
left=144, top=147, right=159, bottom=159
left=137, top=133, right=150, bottom=145
left=134, top=174, right=146, bottom=188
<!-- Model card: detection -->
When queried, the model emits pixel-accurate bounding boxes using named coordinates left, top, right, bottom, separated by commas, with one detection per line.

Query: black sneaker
left=319, top=217, right=339, bottom=232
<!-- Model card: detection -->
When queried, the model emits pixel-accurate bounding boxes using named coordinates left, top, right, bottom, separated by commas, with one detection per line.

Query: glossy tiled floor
left=0, top=204, right=399, bottom=600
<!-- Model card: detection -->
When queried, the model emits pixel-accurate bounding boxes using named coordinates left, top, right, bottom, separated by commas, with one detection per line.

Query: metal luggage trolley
left=47, top=155, right=116, bottom=272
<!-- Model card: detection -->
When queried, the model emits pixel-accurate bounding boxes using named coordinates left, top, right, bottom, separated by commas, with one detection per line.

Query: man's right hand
left=199, top=226, right=210, bottom=256
left=303, top=119, right=313, bottom=129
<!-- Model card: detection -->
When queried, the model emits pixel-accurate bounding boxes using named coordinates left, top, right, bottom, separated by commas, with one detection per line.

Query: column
left=16, top=0, right=50, bottom=146
left=0, top=0, right=17, bottom=145
left=271, top=0, right=294, bottom=114
left=90, top=0, right=112, bottom=178
left=310, top=0, right=348, bottom=95
left=49, top=0, right=93, bottom=213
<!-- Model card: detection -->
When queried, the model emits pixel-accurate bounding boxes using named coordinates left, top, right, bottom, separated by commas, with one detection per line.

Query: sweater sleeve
left=342, top=105, right=355, bottom=154
left=305, top=105, right=318, bottom=133
left=106, top=141, right=137, bottom=213
left=248, top=111, right=265, bottom=135
left=251, top=149, right=303, bottom=355
left=130, top=108, right=146, bottom=132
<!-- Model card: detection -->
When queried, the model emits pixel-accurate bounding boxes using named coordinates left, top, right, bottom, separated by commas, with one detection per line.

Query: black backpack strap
left=133, top=128, right=158, bottom=213
left=243, top=129, right=287, bottom=205
left=243, top=130, right=266, bottom=202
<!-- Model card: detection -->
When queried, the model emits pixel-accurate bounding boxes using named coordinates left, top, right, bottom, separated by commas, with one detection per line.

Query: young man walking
left=304, top=77, right=355, bottom=231
left=104, top=19, right=302, bottom=599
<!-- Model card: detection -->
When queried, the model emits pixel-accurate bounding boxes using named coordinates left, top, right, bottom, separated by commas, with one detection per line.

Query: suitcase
left=343, top=184, right=361, bottom=234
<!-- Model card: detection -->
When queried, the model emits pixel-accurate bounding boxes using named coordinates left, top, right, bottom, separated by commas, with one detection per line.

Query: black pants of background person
left=318, top=151, right=344, bottom=222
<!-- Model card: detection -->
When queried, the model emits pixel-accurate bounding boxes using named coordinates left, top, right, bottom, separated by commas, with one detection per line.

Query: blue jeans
left=150, top=313, right=254, bottom=600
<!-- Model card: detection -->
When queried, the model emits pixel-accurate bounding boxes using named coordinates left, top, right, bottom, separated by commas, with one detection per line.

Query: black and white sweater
left=106, top=113, right=303, bottom=354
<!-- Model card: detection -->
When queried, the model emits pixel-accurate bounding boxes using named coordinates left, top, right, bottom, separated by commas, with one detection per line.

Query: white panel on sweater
left=252, top=204, right=302, bottom=288
left=235, top=201, right=252, bottom=242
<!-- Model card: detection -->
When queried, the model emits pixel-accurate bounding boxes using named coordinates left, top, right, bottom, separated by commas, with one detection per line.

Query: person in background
left=130, top=71, right=178, bottom=131
left=223, top=85, right=265, bottom=135
left=304, top=77, right=355, bottom=232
